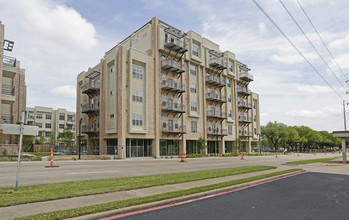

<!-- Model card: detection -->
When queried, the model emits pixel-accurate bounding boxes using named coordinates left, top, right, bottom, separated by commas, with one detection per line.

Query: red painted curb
left=100, top=171, right=306, bottom=220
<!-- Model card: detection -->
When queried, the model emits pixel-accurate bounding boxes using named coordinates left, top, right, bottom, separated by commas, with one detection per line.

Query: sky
left=1, top=0, right=349, bottom=132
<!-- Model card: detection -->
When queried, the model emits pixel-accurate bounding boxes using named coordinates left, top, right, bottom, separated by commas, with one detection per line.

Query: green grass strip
left=0, top=166, right=275, bottom=207
left=286, top=157, right=338, bottom=165
left=16, top=169, right=301, bottom=220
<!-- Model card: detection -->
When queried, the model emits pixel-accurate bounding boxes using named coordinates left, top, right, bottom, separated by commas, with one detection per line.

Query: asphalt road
left=0, top=153, right=337, bottom=187
left=113, top=172, right=349, bottom=220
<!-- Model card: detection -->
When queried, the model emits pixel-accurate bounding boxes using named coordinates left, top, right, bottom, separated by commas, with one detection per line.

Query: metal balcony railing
left=81, top=82, right=100, bottom=94
left=240, top=72, right=254, bottom=82
left=237, top=86, right=251, bottom=95
left=161, top=81, right=185, bottom=93
left=81, top=103, right=100, bottom=113
left=206, top=93, right=226, bottom=103
left=206, top=110, right=227, bottom=119
left=238, top=101, right=252, bottom=109
left=162, top=102, right=186, bottom=113
left=239, top=131, right=253, bottom=137
left=164, top=37, right=188, bottom=53
left=81, top=125, right=99, bottom=136
left=3, top=55, right=16, bottom=67
left=205, top=75, right=226, bottom=87
left=1, top=114, right=14, bottom=124
left=162, top=125, right=186, bottom=134
left=207, top=128, right=228, bottom=136
left=161, top=59, right=185, bottom=74
left=209, top=57, right=227, bottom=70
left=238, top=116, right=252, bottom=123
left=2, top=84, right=15, bottom=96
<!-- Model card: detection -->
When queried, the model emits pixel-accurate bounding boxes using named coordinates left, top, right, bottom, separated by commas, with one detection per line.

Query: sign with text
left=1, top=124, right=39, bottom=136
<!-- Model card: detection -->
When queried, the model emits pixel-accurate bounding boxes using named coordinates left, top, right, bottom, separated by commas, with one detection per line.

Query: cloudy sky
left=1, top=0, right=349, bottom=131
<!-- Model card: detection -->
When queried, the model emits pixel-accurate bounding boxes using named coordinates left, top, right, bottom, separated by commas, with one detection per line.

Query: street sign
left=1, top=124, right=39, bottom=136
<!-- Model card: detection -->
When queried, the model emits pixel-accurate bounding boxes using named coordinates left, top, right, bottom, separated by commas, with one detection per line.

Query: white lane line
left=65, top=170, right=120, bottom=175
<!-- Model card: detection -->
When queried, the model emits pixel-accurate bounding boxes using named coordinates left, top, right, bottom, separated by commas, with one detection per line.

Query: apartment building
left=26, top=106, right=75, bottom=148
left=76, top=17, right=260, bottom=158
left=0, top=21, right=27, bottom=145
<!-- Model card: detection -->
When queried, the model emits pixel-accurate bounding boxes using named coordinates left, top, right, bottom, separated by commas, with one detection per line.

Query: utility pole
left=343, top=101, right=347, bottom=131
left=15, top=111, right=25, bottom=191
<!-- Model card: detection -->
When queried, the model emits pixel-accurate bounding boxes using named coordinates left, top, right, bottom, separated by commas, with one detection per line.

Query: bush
left=72, top=157, right=77, bottom=160
left=186, top=154, right=203, bottom=158
left=2, top=149, right=8, bottom=156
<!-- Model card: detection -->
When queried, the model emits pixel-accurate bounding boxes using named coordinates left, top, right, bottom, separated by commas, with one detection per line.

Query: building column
left=181, top=136, right=186, bottom=154
left=342, top=138, right=347, bottom=164
left=99, top=138, right=107, bottom=155
left=220, top=139, right=225, bottom=154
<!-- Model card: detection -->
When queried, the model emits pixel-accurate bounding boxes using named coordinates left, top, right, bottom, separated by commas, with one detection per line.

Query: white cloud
left=296, top=85, right=332, bottom=95
left=285, top=105, right=342, bottom=119
left=7, top=0, right=98, bottom=52
left=258, top=23, right=267, bottom=34
left=50, top=85, right=76, bottom=98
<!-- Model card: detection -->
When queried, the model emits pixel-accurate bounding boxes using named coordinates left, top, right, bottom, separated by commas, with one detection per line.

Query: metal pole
left=79, top=118, right=82, bottom=160
left=216, top=128, right=219, bottom=156
left=343, top=101, right=347, bottom=131
left=15, top=111, right=25, bottom=191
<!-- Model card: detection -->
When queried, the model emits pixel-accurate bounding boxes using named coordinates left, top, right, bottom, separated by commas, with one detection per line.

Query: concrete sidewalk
left=1, top=166, right=295, bottom=220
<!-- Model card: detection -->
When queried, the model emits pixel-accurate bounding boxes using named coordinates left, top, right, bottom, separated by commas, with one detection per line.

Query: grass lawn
left=0, top=166, right=276, bottom=207
left=17, top=168, right=301, bottom=220
left=286, top=157, right=338, bottom=165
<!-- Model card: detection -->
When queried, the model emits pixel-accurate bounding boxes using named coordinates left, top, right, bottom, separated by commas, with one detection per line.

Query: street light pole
left=79, top=118, right=83, bottom=160
left=216, top=128, right=219, bottom=156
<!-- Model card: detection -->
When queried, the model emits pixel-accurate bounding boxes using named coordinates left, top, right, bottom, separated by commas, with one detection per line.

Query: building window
left=163, top=117, right=167, bottom=128
left=46, top=114, right=52, bottom=120
left=254, top=115, right=257, bottom=122
left=190, top=64, right=197, bottom=76
left=36, top=123, right=42, bottom=128
left=253, top=101, right=256, bottom=109
left=132, top=114, right=143, bottom=126
left=190, top=83, right=197, bottom=93
left=110, top=90, right=115, bottom=95
left=45, top=132, right=51, bottom=138
left=192, top=45, right=199, bottom=56
left=45, top=123, right=51, bottom=129
left=110, top=114, right=114, bottom=119
left=38, top=131, right=42, bottom=137
left=254, top=128, right=257, bottom=135
left=208, top=122, right=212, bottom=131
left=59, top=124, right=64, bottom=129
left=229, top=63, right=233, bottom=72
left=162, top=96, right=166, bottom=106
left=132, top=90, right=143, bottom=103
left=110, top=67, right=115, bottom=72
left=228, top=94, right=232, bottom=102
left=59, top=114, right=65, bottom=120
left=36, top=113, right=42, bottom=119
left=190, top=102, right=197, bottom=112
left=228, top=110, right=232, bottom=117
left=227, top=79, right=231, bottom=87
left=175, top=118, right=178, bottom=129
left=191, top=121, right=197, bottom=133
left=132, top=65, right=143, bottom=80
left=228, top=125, right=233, bottom=135
left=67, top=124, right=74, bottom=130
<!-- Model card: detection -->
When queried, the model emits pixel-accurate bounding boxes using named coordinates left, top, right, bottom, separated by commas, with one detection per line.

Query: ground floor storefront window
left=186, top=140, right=200, bottom=154
left=207, top=141, right=219, bottom=154
left=160, top=139, right=179, bottom=156
left=107, top=139, right=117, bottom=155
left=126, top=139, right=152, bottom=158
left=225, top=141, right=234, bottom=153
left=93, top=140, right=99, bottom=155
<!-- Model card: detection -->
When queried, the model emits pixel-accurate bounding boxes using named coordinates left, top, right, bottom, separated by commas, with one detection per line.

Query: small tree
left=196, top=135, right=207, bottom=155
left=57, top=125, right=74, bottom=153
left=36, top=135, right=45, bottom=145
left=49, top=132, right=56, bottom=147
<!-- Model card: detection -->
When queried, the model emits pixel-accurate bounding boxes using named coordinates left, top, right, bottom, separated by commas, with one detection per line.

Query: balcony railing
left=206, top=93, right=226, bottom=103
left=1, top=114, right=14, bottom=124
left=237, top=86, right=251, bottom=95
left=240, top=72, right=254, bottom=82
left=239, top=131, right=253, bottom=137
left=162, top=102, right=186, bottom=113
left=82, top=103, right=100, bottom=114
left=81, top=125, right=99, bottom=136
left=3, top=55, right=16, bottom=67
left=161, top=59, right=185, bottom=74
left=205, top=75, right=226, bottom=87
left=238, top=101, right=252, bottom=109
left=207, top=128, right=228, bottom=136
left=238, top=116, right=252, bottom=123
left=206, top=110, right=227, bottom=119
left=2, top=84, right=15, bottom=96
left=81, top=82, right=100, bottom=94
left=164, top=37, right=188, bottom=53
left=161, top=81, right=185, bottom=93
left=162, top=125, right=186, bottom=134
left=209, top=58, right=227, bottom=70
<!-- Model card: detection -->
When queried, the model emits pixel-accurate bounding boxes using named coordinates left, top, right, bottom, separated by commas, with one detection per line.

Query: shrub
left=72, top=157, right=77, bottom=160
left=2, top=149, right=8, bottom=156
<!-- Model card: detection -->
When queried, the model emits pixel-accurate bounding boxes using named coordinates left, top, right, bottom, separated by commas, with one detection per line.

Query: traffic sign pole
left=15, top=111, right=25, bottom=191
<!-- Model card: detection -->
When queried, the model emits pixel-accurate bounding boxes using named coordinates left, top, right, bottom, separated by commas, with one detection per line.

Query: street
left=0, top=153, right=337, bottom=188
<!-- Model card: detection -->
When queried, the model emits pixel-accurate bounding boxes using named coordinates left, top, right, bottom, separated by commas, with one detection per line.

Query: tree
left=57, top=125, right=74, bottom=153
left=261, top=121, right=288, bottom=151
left=36, top=135, right=45, bottom=144
left=49, top=132, right=56, bottom=147
left=196, top=135, right=207, bottom=155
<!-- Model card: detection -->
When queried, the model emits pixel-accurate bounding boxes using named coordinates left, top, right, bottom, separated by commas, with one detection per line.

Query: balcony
left=240, top=72, right=254, bottom=82
left=3, top=55, right=16, bottom=67
left=81, top=82, right=100, bottom=95
left=206, top=93, right=226, bottom=103
left=206, top=110, right=227, bottom=120
left=161, top=81, right=185, bottom=93
left=1, top=114, right=14, bottom=124
left=238, top=116, right=252, bottom=123
left=162, top=125, right=186, bottom=134
left=207, top=128, right=228, bottom=136
left=239, top=131, right=253, bottom=138
left=81, top=125, right=99, bottom=137
left=209, top=58, right=227, bottom=70
left=1, top=84, right=15, bottom=103
left=237, top=86, right=251, bottom=96
left=161, top=59, right=185, bottom=74
left=238, top=101, right=252, bottom=109
left=205, top=75, right=226, bottom=87
left=82, top=103, right=99, bottom=117
left=164, top=38, right=188, bottom=54
left=162, top=102, right=186, bottom=114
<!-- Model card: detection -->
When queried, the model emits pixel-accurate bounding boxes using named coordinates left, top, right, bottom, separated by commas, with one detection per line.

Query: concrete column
left=342, top=138, right=347, bottom=164
left=181, top=136, right=186, bottom=154
left=220, top=139, right=225, bottom=154
left=99, top=138, right=107, bottom=155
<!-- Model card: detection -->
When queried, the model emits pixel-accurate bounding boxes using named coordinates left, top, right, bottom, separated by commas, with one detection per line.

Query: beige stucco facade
left=76, top=17, right=260, bottom=158
left=0, top=21, right=27, bottom=146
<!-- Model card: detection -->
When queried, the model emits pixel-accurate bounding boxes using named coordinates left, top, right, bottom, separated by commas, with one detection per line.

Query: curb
left=69, top=170, right=305, bottom=220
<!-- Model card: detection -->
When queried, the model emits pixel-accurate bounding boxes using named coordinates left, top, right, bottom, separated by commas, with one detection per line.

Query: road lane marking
left=65, top=170, right=120, bottom=175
